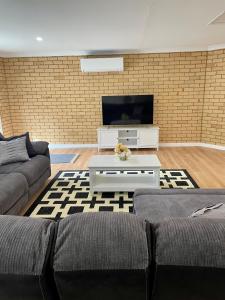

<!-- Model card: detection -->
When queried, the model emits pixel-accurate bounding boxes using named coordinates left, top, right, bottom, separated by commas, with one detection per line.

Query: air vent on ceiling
left=209, top=10, right=225, bottom=25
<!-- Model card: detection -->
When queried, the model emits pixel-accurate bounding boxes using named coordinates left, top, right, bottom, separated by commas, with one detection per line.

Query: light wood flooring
left=21, top=146, right=225, bottom=215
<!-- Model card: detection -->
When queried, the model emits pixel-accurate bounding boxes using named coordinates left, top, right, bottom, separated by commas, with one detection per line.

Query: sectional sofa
left=0, top=141, right=51, bottom=214
left=0, top=140, right=225, bottom=300
left=1, top=208, right=225, bottom=300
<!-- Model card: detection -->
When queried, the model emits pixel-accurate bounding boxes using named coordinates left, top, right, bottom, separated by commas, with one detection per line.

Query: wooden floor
left=49, top=146, right=225, bottom=188
left=21, top=146, right=225, bottom=215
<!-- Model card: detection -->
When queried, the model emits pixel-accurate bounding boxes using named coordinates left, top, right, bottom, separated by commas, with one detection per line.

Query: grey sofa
left=0, top=141, right=51, bottom=215
left=0, top=212, right=225, bottom=300
left=133, top=188, right=225, bottom=222
left=133, top=188, right=225, bottom=300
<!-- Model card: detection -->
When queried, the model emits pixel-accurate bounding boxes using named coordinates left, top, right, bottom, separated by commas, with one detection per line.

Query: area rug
left=25, top=169, right=199, bottom=220
left=50, top=154, right=79, bottom=164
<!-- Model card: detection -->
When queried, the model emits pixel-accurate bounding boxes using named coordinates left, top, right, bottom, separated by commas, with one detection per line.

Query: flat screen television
left=102, top=95, right=154, bottom=125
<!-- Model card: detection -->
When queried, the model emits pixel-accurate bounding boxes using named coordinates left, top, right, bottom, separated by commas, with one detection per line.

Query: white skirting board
left=49, top=144, right=98, bottom=149
left=49, top=142, right=225, bottom=151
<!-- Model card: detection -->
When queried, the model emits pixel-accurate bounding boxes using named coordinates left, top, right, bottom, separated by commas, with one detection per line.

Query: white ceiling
left=0, top=0, right=225, bottom=57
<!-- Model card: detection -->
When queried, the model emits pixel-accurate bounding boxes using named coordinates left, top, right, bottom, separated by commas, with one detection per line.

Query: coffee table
left=88, top=154, right=161, bottom=193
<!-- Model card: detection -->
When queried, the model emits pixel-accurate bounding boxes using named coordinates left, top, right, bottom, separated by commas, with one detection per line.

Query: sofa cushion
left=133, top=188, right=225, bottom=223
left=0, top=137, right=29, bottom=166
left=0, top=173, right=28, bottom=214
left=0, top=215, right=56, bottom=299
left=151, top=218, right=225, bottom=300
left=0, top=162, right=23, bottom=174
left=0, top=215, right=54, bottom=274
left=0, top=155, right=50, bottom=186
left=53, top=213, right=149, bottom=300
left=54, top=212, right=149, bottom=271
left=0, top=132, right=37, bottom=158
left=154, top=218, right=225, bottom=268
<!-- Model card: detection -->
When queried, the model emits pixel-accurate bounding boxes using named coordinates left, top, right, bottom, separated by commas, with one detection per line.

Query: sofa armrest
left=31, top=141, right=50, bottom=158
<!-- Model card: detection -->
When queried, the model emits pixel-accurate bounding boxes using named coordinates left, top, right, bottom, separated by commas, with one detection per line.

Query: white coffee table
left=88, top=155, right=161, bottom=193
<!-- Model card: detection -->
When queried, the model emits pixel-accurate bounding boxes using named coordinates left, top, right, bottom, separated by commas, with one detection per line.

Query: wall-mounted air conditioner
left=80, top=57, right=124, bottom=72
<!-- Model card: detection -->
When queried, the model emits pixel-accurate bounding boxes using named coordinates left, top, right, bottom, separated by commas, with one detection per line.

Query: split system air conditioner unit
left=80, top=57, right=124, bottom=72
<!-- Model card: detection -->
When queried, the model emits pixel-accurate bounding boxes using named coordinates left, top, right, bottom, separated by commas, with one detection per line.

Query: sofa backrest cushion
left=54, top=212, right=149, bottom=271
left=154, top=218, right=225, bottom=268
left=152, top=218, right=225, bottom=300
left=0, top=215, right=56, bottom=300
left=53, top=212, right=150, bottom=300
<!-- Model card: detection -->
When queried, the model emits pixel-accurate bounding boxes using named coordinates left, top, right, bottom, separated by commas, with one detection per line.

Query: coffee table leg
left=89, top=169, right=95, bottom=195
left=155, top=168, right=161, bottom=188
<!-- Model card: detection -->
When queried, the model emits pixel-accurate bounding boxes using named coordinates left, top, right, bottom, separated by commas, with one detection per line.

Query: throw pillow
left=0, top=137, right=30, bottom=166
left=0, top=132, right=37, bottom=157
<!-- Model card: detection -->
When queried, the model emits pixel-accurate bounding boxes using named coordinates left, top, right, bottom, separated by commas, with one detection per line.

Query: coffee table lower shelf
left=89, top=173, right=160, bottom=193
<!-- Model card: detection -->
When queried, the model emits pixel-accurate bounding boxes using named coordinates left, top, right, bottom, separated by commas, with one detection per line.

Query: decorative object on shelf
left=114, top=143, right=131, bottom=161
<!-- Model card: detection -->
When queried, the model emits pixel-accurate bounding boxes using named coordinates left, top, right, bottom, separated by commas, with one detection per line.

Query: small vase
left=117, top=150, right=131, bottom=161
left=119, top=155, right=128, bottom=161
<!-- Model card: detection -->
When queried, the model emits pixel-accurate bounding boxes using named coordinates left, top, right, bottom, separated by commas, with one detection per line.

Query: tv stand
left=97, top=126, right=159, bottom=151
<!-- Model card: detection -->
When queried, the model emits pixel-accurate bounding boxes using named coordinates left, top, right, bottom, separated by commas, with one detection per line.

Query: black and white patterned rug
left=25, top=169, right=199, bottom=220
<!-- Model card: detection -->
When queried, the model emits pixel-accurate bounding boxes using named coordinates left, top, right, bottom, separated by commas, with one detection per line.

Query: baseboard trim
left=159, top=142, right=225, bottom=150
left=49, top=143, right=98, bottom=149
left=199, top=143, right=225, bottom=151
left=49, top=142, right=225, bottom=151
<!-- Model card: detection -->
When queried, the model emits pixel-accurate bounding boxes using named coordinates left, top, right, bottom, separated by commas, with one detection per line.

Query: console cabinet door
left=138, top=128, right=159, bottom=147
left=99, top=130, right=118, bottom=148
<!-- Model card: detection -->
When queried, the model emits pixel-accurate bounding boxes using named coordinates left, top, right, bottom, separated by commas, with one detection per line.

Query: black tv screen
left=102, top=95, right=154, bottom=125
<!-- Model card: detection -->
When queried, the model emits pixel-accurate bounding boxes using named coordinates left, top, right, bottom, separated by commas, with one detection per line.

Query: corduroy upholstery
left=151, top=218, right=225, bottom=300
left=53, top=213, right=149, bottom=300
left=0, top=141, right=50, bottom=214
left=0, top=215, right=56, bottom=300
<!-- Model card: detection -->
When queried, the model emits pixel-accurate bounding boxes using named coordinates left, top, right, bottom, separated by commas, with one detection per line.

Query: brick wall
left=202, top=49, right=225, bottom=145
left=3, top=52, right=207, bottom=143
left=0, top=58, right=12, bottom=136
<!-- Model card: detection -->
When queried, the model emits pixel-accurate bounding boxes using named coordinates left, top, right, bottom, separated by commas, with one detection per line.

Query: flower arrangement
left=114, top=143, right=131, bottom=161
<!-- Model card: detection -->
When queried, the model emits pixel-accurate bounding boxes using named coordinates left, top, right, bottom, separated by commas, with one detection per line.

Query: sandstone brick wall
left=3, top=52, right=207, bottom=143
left=202, top=49, right=225, bottom=145
left=0, top=58, right=12, bottom=136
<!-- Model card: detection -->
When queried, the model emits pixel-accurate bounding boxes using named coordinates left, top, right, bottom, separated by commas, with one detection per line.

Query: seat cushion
left=133, top=188, right=225, bottom=223
left=0, top=173, right=28, bottom=214
left=0, top=155, right=50, bottom=186
left=0, top=162, right=24, bottom=174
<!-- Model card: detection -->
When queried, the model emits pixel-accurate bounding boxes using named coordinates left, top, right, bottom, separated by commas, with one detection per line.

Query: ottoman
left=133, top=188, right=225, bottom=222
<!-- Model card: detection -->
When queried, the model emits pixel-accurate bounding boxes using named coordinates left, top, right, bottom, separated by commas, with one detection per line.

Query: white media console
left=97, top=126, right=159, bottom=151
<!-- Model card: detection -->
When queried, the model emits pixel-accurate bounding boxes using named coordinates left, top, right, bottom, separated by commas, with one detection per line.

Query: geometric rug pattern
left=25, top=169, right=199, bottom=221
